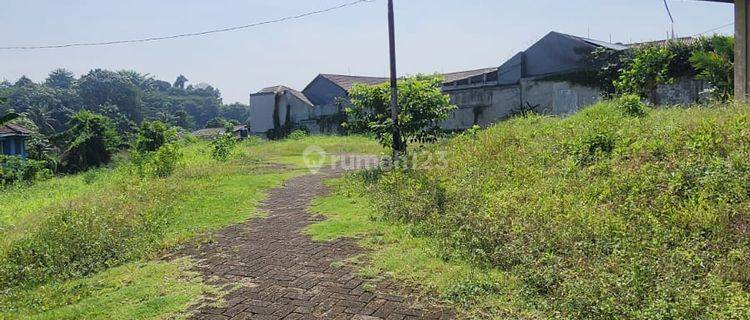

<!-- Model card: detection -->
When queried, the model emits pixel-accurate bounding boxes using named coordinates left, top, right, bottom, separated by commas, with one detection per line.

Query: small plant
left=210, top=134, right=237, bottom=162
left=465, top=125, right=482, bottom=138
left=287, top=129, right=308, bottom=140
left=82, top=170, right=98, bottom=185
left=443, top=277, right=503, bottom=308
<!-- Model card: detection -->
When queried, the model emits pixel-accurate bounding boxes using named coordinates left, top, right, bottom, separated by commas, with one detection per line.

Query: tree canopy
left=0, top=68, right=250, bottom=135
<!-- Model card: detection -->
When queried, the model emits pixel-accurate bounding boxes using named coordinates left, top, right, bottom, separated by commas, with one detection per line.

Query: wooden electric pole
left=387, top=0, right=403, bottom=159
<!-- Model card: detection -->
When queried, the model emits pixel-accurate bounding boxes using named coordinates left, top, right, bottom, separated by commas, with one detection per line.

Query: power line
left=689, top=22, right=734, bottom=37
left=0, top=0, right=376, bottom=50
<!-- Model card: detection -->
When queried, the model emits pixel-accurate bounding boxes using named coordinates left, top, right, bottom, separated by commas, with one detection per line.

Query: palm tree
left=23, top=105, right=63, bottom=134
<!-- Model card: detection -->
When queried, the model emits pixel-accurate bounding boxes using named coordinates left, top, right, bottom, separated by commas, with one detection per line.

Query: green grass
left=0, top=169, right=120, bottom=232
left=0, top=135, right=382, bottom=319
left=313, top=100, right=750, bottom=319
left=1, top=258, right=215, bottom=320
left=306, top=177, right=542, bottom=318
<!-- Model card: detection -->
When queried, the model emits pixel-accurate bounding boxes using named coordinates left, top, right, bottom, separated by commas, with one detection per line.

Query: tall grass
left=363, top=100, right=750, bottom=319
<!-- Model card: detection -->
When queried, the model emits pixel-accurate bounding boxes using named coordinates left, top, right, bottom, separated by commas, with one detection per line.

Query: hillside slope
left=365, top=99, right=750, bottom=319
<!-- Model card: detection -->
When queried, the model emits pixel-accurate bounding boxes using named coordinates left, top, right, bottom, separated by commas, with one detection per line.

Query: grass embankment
left=310, top=101, right=750, bottom=319
left=0, top=135, right=382, bottom=319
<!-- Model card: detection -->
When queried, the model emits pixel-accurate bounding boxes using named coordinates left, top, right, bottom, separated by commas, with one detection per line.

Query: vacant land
left=2, top=101, right=749, bottom=319
left=330, top=100, right=750, bottom=319
left=0, top=136, right=382, bottom=319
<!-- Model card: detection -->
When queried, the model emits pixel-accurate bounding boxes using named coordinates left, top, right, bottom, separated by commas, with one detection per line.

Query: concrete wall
left=521, top=79, right=602, bottom=115
left=249, top=91, right=314, bottom=134
left=654, top=77, right=707, bottom=105
left=249, top=93, right=276, bottom=134
left=442, top=85, right=520, bottom=130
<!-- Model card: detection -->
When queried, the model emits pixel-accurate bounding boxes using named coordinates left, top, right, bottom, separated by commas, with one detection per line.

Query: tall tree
left=45, top=69, right=76, bottom=89
left=173, top=75, right=188, bottom=90
left=78, top=69, right=143, bottom=122
left=14, top=76, right=34, bottom=87
left=23, top=105, right=62, bottom=134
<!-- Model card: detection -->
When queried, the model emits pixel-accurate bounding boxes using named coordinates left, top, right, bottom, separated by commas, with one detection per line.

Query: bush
left=361, top=100, right=750, bottom=318
left=132, top=142, right=182, bottom=178
left=691, top=35, right=735, bottom=101
left=134, top=121, right=173, bottom=153
left=614, top=46, right=673, bottom=101
left=59, top=111, right=119, bottom=173
left=131, top=121, right=181, bottom=178
left=0, top=155, right=51, bottom=186
left=210, top=134, right=237, bottom=162
left=613, top=94, right=648, bottom=117
left=287, top=129, right=308, bottom=140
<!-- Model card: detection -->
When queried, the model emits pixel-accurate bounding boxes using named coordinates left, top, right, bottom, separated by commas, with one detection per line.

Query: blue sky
left=0, top=0, right=734, bottom=103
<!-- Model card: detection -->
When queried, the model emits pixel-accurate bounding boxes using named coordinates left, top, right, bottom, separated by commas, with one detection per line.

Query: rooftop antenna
left=662, top=0, right=675, bottom=39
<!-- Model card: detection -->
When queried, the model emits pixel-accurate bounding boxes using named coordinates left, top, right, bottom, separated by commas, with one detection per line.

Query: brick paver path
left=185, top=167, right=453, bottom=320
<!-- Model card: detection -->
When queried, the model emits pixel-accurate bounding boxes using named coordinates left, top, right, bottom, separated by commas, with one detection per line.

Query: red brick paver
left=184, top=167, right=453, bottom=320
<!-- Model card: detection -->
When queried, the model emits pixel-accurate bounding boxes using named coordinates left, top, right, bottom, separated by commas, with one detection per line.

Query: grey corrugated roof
left=557, top=32, right=629, bottom=51
left=0, top=124, right=32, bottom=136
left=441, top=67, right=498, bottom=83
left=258, top=85, right=313, bottom=106
left=319, top=74, right=389, bottom=91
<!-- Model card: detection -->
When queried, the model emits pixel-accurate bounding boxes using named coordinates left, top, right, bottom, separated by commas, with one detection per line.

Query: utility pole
left=387, top=0, right=403, bottom=159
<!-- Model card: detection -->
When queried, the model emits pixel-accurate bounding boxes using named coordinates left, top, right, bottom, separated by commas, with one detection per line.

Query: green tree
left=14, top=76, right=34, bottom=87
left=78, top=69, right=143, bottom=122
left=173, top=75, right=188, bottom=89
left=59, top=110, right=119, bottom=173
left=690, top=36, right=734, bottom=101
left=220, top=102, right=251, bottom=124
left=23, top=104, right=63, bottom=134
left=45, top=69, right=76, bottom=89
left=346, top=75, right=455, bottom=149
left=205, top=117, right=232, bottom=129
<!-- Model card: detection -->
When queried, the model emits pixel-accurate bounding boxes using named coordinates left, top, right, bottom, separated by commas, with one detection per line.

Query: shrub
left=132, top=142, right=182, bottom=178
left=287, top=129, right=308, bottom=140
left=134, top=121, right=173, bottom=153
left=210, top=134, right=237, bottom=162
left=613, top=94, right=648, bottom=117
left=131, top=121, right=181, bottom=178
left=691, top=35, right=734, bottom=101
left=0, top=155, right=51, bottom=186
left=614, top=46, right=674, bottom=101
